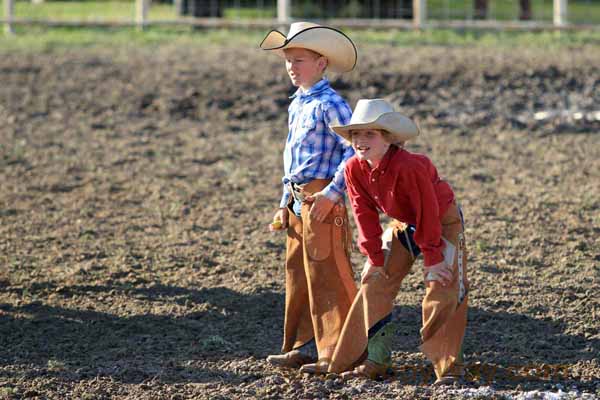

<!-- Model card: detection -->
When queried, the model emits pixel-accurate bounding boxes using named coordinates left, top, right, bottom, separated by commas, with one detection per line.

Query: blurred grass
left=290, top=0, right=600, bottom=23
left=1, top=26, right=599, bottom=54
left=223, top=7, right=275, bottom=19
left=1, top=0, right=599, bottom=53
left=0, top=26, right=259, bottom=53
left=428, top=0, right=600, bottom=23
left=357, top=28, right=600, bottom=47
left=568, top=0, right=600, bottom=24
left=0, top=1, right=176, bottom=20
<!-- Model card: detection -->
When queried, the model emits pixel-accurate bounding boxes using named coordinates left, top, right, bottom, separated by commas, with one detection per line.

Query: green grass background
left=0, top=1, right=176, bottom=20
left=0, top=0, right=599, bottom=53
left=1, top=25, right=599, bottom=54
left=1, top=0, right=599, bottom=23
left=426, top=0, right=600, bottom=23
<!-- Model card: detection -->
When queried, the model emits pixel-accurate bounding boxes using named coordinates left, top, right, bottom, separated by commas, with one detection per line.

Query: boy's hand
left=269, top=208, right=289, bottom=232
left=423, top=261, right=453, bottom=286
left=361, top=260, right=389, bottom=284
left=304, top=191, right=335, bottom=222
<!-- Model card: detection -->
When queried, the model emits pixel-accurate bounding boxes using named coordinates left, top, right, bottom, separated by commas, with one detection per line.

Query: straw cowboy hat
left=330, top=99, right=420, bottom=144
left=260, top=21, right=357, bottom=73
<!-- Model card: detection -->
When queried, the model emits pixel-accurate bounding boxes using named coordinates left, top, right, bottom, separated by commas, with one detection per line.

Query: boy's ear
left=319, top=56, right=329, bottom=72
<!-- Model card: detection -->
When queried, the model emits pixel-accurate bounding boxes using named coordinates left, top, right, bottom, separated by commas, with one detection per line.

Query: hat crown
left=287, top=22, right=320, bottom=39
left=350, top=99, right=395, bottom=125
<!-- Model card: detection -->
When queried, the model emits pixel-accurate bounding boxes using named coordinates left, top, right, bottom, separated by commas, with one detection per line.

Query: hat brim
left=260, top=26, right=357, bottom=73
left=330, top=113, right=420, bottom=144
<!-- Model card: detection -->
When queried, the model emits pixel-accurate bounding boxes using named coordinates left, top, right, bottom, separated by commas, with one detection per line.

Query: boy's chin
left=289, top=77, right=303, bottom=87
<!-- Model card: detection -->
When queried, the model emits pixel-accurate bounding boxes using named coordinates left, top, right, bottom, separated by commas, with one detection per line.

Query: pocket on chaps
left=304, top=217, right=332, bottom=262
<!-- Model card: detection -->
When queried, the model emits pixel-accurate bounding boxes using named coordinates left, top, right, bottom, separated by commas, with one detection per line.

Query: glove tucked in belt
left=288, top=182, right=306, bottom=203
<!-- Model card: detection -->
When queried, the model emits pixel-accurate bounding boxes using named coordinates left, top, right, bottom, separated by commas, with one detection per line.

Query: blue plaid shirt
left=280, top=78, right=354, bottom=208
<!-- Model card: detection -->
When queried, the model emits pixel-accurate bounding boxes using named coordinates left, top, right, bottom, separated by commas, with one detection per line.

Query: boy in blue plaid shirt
left=260, top=22, right=358, bottom=374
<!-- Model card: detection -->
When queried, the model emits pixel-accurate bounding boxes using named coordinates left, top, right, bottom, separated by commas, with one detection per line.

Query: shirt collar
left=378, top=145, right=399, bottom=172
left=290, top=78, right=330, bottom=100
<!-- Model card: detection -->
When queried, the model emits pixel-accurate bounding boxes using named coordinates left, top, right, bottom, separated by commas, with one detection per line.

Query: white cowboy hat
left=330, top=99, right=420, bottom=143
left=260, top=21, right=357, bottom=73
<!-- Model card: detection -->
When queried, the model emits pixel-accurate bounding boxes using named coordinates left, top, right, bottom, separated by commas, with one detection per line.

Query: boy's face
left=284, top=48, right=327, bottom=90
left=351, top=129, right=391, bottom=165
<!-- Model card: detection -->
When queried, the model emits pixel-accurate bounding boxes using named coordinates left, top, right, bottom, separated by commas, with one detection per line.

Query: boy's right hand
left=361, top=260, right=389, bottom=284
left=269, top=208, right=289, bottom=232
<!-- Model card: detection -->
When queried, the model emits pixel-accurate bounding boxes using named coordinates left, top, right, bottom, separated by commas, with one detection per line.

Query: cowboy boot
left=432, top=352, right=466, bottom=386
left=267, top=350, right=316, bottom=369
left=341, top=322, right=396, bottom=380
left=367, top=322, right=395, bottom=367
left=340, top=360, right=392, bottom=380
left=299, top=358, right=331, bottom=375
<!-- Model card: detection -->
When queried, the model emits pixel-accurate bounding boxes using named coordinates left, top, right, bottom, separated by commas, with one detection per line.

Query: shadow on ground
left=1, top=284, right=597, bottom=386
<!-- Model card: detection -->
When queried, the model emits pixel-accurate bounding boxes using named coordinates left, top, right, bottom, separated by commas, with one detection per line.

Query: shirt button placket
left=372, top=173, right=378, bottom=201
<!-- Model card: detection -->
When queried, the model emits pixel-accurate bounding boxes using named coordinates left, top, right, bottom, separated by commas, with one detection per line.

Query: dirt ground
left=0, top=40, right=599, bottom=399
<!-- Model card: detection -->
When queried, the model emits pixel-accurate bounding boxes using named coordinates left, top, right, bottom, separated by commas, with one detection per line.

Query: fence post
left=553, top=0, right=567, bottom=27
left=413, top=0, right=426, bottom=29
left=277, top=0, right=290, bottom=24
left=3, top=0, right=14, bottom=35
left=136, top=0, right=148, bottom=31
left=174, top=0, right=184, bottom=17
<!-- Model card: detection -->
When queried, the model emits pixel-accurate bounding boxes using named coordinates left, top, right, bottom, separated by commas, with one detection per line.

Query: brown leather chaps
left=282, top=179, right=358, bottom=360
left=328, top=202, right=469, bottom=379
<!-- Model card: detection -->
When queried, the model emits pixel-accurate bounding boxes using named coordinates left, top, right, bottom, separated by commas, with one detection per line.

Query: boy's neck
left=299, top=75, right=325, bottom=92
left=365, top=144, right=391, bottom=169
left=366, top=159, right=378, bottom=168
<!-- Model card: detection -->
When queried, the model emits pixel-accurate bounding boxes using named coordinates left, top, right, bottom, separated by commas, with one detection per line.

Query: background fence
left=2, top=0, right=600, bottom=34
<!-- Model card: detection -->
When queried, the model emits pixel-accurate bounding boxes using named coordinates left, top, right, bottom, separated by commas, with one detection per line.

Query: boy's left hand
left=304, top=191, right=335, bottom=222
left=423, top=261, right=453, bottom=286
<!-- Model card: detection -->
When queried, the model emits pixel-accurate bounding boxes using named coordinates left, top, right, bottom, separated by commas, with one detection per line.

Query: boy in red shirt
left=326, top=99, right=469, bottom=385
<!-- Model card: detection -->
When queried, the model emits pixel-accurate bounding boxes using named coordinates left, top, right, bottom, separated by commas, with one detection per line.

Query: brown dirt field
left=0, top=42, right=599, bottom=399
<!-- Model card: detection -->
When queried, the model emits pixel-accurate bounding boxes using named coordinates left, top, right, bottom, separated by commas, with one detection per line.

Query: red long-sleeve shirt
left=345, top=145, right=455, bottom=267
